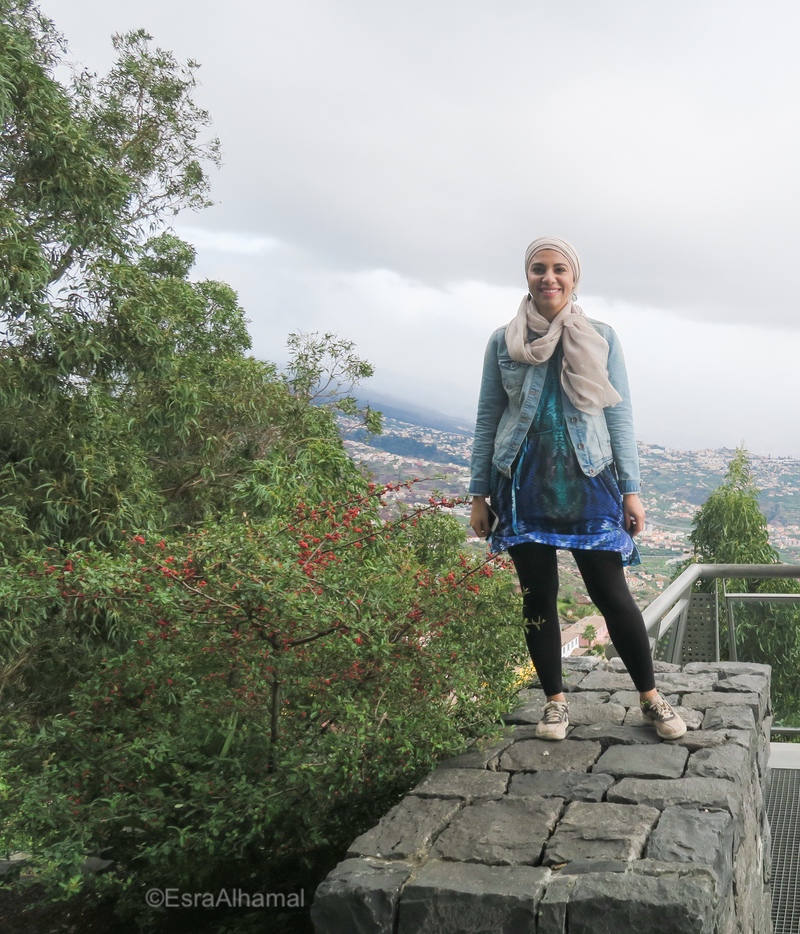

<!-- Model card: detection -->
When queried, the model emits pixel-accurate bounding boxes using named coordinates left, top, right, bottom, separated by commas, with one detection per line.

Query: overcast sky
left=45, top=0, right=800, bottom=457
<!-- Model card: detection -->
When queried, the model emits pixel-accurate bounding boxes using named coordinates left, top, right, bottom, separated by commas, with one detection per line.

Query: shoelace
left=542, top=703, right=566, bottom=723
left=647, top=698, right=674, bottom=719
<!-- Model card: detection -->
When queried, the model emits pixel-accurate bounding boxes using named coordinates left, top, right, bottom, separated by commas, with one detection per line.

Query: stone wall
left=311, top=659, right=773, bottom=934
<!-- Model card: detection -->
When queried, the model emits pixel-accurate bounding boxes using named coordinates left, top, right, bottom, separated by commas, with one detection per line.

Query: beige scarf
left=505, top=296, right=622, bottom=416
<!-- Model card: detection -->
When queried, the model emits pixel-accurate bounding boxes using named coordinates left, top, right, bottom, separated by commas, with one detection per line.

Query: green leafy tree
left=689, top=448, right=779, bottom=569
left=0, top=7, right=529, bottom=928
left=688, top=446, right=800, bottom=725
left=0, top=482, right=525, bottom=923
left=1, top=4, right=365, bottom=551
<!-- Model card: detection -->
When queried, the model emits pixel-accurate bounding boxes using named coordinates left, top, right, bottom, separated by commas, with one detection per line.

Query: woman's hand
left=623, top=493, right=645, bottom=537
left=470, top=496, right=492, bottom=538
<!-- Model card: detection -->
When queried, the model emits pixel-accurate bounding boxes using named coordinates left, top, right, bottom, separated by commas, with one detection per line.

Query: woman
left=469, top=236, right=685, bottom=742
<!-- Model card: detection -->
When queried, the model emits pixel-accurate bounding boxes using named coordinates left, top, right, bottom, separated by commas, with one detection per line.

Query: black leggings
left=508, top=542, right=655, bottom=697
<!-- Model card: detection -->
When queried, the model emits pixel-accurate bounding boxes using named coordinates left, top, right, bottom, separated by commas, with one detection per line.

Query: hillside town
left=343, top=416, right=800, bottom=653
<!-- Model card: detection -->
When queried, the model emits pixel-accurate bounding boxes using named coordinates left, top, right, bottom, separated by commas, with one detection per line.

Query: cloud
left=42, top=0, right=800, bottom=455
left=186, top=239, right=799, bottom=457
left=174, top=226, right=279, bottom=256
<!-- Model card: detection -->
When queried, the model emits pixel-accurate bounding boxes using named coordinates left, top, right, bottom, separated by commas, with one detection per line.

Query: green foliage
left=287, top=330, right=382, bottom=434
left=72, top=28, right=221, bottom=231
left=0, top=489, right=524, bottom=916
left=0, top=7, right=528, bottom=925
left=689, top=448, right=779, bottom=568
left=688, top=446, right=800, bottom=725
left=0, top=5, right=369, bottom=550
left=0, top=1, right=242, bottom=549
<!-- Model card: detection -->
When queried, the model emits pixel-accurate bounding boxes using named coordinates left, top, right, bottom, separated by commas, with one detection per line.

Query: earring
left=572, top=292, right=578, bottom=301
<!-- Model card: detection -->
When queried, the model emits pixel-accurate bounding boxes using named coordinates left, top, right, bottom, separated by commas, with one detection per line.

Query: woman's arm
left=468, top=329, right=508, bottom=498
left=470, top=496, right=492, bottom=538
left=623, top=493, right=645, bottom=536
left=602, top=327, right=644, bottom=534
left=603, top=327, right=640, bottom=495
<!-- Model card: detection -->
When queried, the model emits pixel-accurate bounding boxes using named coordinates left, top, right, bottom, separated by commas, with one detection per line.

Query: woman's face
left=526, top=249, right=575, bottom=321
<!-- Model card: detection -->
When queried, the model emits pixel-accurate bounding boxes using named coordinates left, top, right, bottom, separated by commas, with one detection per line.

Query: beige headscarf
left=505, top=236, right=622, bottom=416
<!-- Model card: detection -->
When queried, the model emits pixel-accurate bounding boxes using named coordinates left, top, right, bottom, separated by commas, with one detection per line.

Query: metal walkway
left=767, top=763, right=800, bottom=934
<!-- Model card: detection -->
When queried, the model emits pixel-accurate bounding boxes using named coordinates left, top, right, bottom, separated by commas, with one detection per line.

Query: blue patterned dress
left=490, top=343, right=640, bottom=566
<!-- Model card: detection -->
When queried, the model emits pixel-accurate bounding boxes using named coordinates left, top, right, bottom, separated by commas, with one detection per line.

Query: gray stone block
left=630, top=857, right=720, bottom=881
left=507, top=724, right=543, bottom=742
left=502, top=702, right=545, bottom=725
left=702, top=705, right=755, bottom=731
left=515, top=688, right=547, bottom=705
left=397, top=860, right=550, bottom=934
left=561, top=858, right=628, bottom=873
left=311, top=857, right=413, bottom=934
left=607, top=777, right=740, bottom=814
left=410, top=768, right=508, bottom=802
left=537, top=869, right=717, bottom=934
left=624, top=705, right=703, bottom=730
left=655, top=672, right=719, bottom=693
left=431, top=795, right=563, bottom=866
left=563, top=656, right=605, bottom=671
left=685, top=744, right=750, bottom=782
left=681, top=691, right=763, bottom=721
left=508, top=769, right=614, bottom=802
left=562, top=690, right=611, bottom=706
left=562, top=668, right=587, bottom=691
left=609, top=658, right=681, bottom=673
left=718, top=728, right=754, bottom=750
left=348, top=796, right=463, bottom=861
left=499, top=738, right=602, bottom=772
left=610, top=690, right=647, bottom=707
left=653, top=660, right=683, bottom=672
left=567, top=703, right=626, bottom=726
left=573, top=670, right=639, bottom=692
left=672, top=729, right=735, bottom=752
left=683, top=661, right=771, bottom=678
left=543, top=801, right=660, bottom=865
left=536, top=874, right=573, bottom=934
left=611, top=690, right=679, bottom=708
left=592, top=742, right=689, bottom=779
left=714, top=673, right=769, bottom=696
left=568, top=723, right=661, bottom=746
left=315, top=660, right=773, bottom=934
left=437, top=730, right=518, bottom=770
left=646, top=805, right=735, bottom=890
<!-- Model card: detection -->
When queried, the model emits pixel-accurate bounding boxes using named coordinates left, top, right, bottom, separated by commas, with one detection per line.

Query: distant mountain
left=355, top=390, right=474, bottom=435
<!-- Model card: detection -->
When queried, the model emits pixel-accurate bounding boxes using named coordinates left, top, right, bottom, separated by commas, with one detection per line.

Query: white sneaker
left=640, top=695, right=687, bottom=740
left=536, top=701, right=569, bottom=741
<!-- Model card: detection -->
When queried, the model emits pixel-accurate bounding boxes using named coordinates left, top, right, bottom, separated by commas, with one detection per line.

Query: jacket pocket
left=497, top=355, right=526, bottom=394
left=591, top=418, right=613, bottom=462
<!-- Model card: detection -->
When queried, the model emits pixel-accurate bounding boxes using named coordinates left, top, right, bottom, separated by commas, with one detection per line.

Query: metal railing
left=639, top=563, right=800, bottom=738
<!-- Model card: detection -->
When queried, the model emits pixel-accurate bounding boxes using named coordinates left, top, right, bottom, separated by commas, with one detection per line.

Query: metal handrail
left=640, top=563, right=800, bottom=737
left=642, top=563, right=800, bottom=638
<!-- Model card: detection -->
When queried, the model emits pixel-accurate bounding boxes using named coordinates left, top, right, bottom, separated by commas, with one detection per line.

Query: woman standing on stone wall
left=469, top=236, right=685, bottom=742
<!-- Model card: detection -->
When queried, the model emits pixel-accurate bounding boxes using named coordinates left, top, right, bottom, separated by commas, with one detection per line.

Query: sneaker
left=536, top=701, right=569, bottom=741
left=640, top=695, right=687, bottom=740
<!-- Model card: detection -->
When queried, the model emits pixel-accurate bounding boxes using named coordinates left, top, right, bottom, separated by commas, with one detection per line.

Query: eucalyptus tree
left=0, top=2, right=294, bottom=549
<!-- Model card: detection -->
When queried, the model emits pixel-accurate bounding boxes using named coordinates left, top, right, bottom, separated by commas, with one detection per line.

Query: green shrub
left=0, top=485, right=524, bottom=914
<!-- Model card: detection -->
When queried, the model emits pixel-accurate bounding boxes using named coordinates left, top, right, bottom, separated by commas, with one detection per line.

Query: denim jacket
left=469, top=319, right=640, bottom=497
